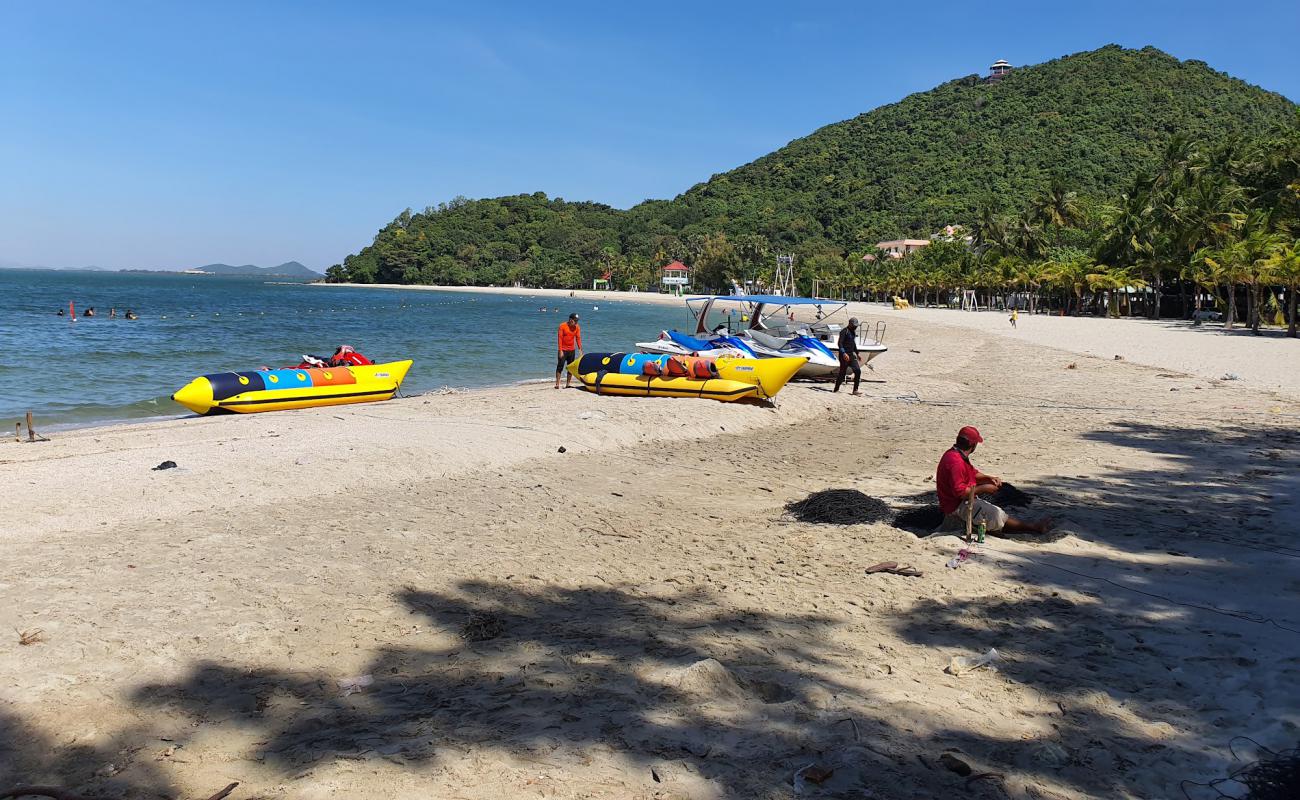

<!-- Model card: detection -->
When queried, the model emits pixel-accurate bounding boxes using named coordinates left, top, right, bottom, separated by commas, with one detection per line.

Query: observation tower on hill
left=987, top=59, right=1013, bottom=81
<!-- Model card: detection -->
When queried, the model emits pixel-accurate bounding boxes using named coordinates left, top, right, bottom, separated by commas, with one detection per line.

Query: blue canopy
left=686, top=295, right=835, bottom=306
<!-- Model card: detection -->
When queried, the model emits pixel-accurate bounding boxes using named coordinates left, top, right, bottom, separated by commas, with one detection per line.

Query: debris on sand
left=152, top=460, right=178, bottom=471
left=17, top=628, right=45, bottom=646
left=459, top=611, right=506, bottom=642
left=336, top=674, right=374, bottom=696
left=785, top=489, right=892, bottom=525
left=938, top=752, right=973, bottom=776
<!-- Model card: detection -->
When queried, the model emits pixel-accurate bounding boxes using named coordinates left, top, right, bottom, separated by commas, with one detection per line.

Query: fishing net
left=890, top=483, right=1036, bottom=535
left=785, top=489, right=893, bottom=525
left=1184, top=741, right=1300, bottom=800
left=891, top=506, right=945, bottom=533
left=1237, top=746, right=1300, bottom=800
left=990, top=482, right=1034, bottom=508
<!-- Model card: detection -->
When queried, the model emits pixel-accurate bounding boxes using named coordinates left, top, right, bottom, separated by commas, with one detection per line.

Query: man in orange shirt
left=555, top=313, right=582, bottom=389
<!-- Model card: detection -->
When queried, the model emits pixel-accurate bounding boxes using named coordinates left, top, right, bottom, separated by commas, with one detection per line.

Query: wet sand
left=3, top=309, right=1299, bottom=799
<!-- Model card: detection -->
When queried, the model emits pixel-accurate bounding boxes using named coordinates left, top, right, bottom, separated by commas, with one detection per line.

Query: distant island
left=120, top=261, right=322, bottom=278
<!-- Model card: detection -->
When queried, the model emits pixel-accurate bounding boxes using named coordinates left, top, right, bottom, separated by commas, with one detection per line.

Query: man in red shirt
left=935, top=425, right=1052, bottom=535
left=555, top=313, right=582, bottom=389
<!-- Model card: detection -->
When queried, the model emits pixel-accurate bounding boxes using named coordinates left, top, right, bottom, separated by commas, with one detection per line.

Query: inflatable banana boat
left=172, top=360, right=413, bottom=415
left=568, top=352, right=804, bottom=402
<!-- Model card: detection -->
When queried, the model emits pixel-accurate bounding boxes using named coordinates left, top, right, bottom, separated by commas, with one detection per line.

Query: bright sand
left=3, top=297, right=1299, bottom=799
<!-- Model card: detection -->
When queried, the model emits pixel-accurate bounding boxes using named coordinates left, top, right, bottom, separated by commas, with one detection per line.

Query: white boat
left=635, top=295, right=887, bottom=378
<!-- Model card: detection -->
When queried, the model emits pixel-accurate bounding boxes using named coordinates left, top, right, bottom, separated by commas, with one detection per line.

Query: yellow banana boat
left=172, top=360, right=413, bottom=415
left=568, top=353, right=805, bottom=401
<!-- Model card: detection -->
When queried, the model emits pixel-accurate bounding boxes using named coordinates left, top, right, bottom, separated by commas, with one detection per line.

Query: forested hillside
left=328, top=45, right=1297, bottom=296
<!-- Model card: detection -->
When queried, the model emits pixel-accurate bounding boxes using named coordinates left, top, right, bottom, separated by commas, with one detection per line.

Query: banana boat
left=172, top=360, right=413, bottom=415
left=568, top=352, right=804, bottom=402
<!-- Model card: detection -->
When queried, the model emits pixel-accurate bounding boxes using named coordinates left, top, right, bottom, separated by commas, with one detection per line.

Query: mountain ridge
left=192, top=261, right=320, bottom=277
left=332, top=44, right=1298, bottom=288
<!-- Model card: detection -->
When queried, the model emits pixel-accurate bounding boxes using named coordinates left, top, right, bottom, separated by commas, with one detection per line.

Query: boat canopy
left=686, top=294, right=831, bottom=306
left=683, top=295, right=848, bottom=334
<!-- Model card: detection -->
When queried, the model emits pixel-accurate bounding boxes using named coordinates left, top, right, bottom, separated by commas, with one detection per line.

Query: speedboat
left=635, top=295, right=887, bottom=378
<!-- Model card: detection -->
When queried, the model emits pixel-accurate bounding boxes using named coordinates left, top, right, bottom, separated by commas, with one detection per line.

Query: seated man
left=935, top=426, right=1052, bottom=535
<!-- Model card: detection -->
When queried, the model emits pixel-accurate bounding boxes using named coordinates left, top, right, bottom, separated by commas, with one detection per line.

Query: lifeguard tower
left=592, top=270, right=611, bottom=291
left=660, top=261, right=690, bottom=296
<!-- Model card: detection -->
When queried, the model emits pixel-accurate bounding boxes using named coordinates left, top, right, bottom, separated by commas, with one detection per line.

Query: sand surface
left=3, top=308, right=1300, bottom=799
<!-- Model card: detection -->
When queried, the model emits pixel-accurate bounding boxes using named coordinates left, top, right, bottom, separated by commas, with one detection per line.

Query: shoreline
left=309, top=281, right=686, bottom=308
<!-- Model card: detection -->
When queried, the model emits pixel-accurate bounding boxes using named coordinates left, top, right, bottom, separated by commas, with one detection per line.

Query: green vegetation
left=852, top=127, right=1300, bottom=335
left=326, top=46, right=1299, bottom=332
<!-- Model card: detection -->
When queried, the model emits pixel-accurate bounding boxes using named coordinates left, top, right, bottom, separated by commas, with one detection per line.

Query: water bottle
left=975, top=519, right=986, bottom=544
left=947, top=647, right=1000, bottom=675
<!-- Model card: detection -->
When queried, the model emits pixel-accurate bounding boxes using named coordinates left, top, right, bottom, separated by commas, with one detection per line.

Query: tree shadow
left=0, top=707, right=176, bottom=797
left=887, top=419, right=1300, bottom=798
left=132, top=581, right=961, bottom=797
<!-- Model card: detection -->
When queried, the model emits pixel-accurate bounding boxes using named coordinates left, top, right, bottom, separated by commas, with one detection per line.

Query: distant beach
left=318, top=281, right=1300, bottom=395
left=311, top=280, right=687, bottom=307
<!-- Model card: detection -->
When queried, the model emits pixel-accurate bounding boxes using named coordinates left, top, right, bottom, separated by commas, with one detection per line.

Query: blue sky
left=3, top=1, right=1298, bottom=270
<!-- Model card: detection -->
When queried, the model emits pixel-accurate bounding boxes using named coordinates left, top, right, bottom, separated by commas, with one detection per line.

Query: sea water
left=0, top=270, right=691, bottom=428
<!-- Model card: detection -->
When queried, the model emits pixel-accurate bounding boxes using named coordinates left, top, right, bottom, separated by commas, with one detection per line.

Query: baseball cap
left=569, top=313, right=580, bottom=321
left=848, top=317, right=860, bottom=327
left=958, top=425, right=984, bottom=444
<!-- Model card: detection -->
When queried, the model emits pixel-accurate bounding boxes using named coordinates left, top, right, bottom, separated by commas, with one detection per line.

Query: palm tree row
left=827, top=124, right=1300, bottom=336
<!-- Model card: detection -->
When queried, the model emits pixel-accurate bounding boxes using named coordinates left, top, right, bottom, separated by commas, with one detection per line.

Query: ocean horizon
left=1, top=269, right=689, bottom=429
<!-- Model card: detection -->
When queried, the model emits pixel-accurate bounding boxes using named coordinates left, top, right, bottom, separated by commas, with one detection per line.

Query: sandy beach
left=3, top=306, right=1300, bottom=799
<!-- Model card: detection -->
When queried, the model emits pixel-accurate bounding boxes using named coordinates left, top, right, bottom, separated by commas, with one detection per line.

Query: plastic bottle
left=947, top=647, right=1000, bottom=675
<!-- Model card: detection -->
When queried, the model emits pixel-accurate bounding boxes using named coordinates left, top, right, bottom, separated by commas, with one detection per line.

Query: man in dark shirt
left=833, top=317, right=863, bottom=395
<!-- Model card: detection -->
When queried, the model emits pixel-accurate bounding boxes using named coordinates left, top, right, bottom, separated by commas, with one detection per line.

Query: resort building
left=874, top=239, right=931, bottom=259
left=660, top=260, right=690, bottom=295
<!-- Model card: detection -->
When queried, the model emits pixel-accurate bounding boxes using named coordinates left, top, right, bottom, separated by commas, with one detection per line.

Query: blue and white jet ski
left=635, top=295, right=886, bottom=378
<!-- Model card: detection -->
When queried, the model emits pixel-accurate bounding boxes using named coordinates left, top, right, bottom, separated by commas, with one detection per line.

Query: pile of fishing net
left=1188, top=741, right=1300, bottom=800
left=785, top=484, right=1038, bottom=532
left=1238, top=745, right=1300, bottom=800
left=890, top=483, right=1036, bottom=535
left=784, top=489, right=893, bottom=525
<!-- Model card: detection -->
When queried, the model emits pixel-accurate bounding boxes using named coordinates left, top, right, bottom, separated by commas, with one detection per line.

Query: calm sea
left=0, top=270, right=690, bottom=429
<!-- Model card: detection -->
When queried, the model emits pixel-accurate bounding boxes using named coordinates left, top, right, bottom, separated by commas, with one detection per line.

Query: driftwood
left=0, top=788, right=91, bottom=800
left=204, top=783, right=240, bottom=800
left=22, top=412, right=49, bottom=443
left=0, top=782, right=237, bottom=800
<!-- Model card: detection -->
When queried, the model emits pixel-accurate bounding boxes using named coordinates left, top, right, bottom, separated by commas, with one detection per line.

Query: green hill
left=332, top=45, right=1297, bottom=289
left=196, top=261, right=320, bottom=278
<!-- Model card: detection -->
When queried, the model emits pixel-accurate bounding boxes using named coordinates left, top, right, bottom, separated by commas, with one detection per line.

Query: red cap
left=958, top=426, right=984, bottom=444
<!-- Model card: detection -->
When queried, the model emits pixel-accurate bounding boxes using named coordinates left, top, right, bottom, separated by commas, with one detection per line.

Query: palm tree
left=1180, top=254, right=1223, bottom=320
left=1032, top=177, right=1083, bottom=230
left=1044, top=254, right=1095, bottom=315
left=1263, top=238, right=1300, bottom=338
left=1086, top=266, right=1148, bottom=318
